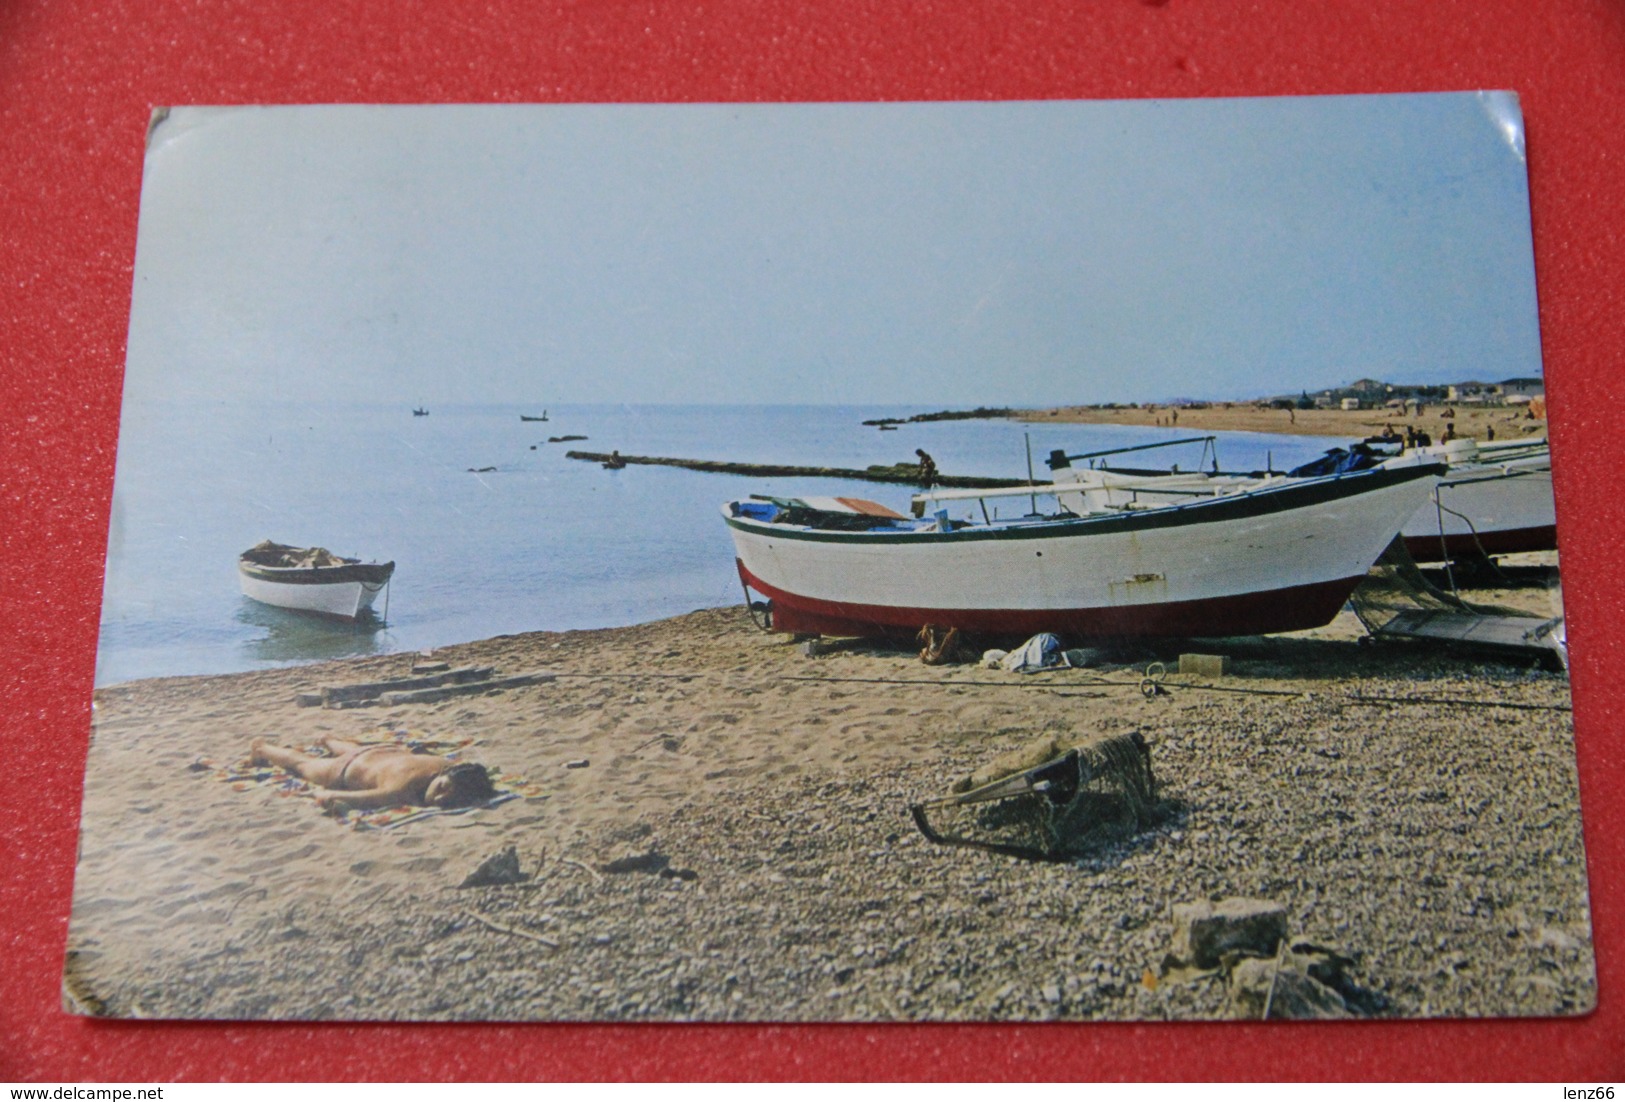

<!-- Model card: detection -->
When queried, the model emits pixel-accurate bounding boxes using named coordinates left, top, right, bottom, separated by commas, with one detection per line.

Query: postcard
left=66, top=94, right=1593, bottom=1022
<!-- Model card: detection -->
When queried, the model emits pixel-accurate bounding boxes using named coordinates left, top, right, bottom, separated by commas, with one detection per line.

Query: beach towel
left=206, top=728, right=542, bottom=830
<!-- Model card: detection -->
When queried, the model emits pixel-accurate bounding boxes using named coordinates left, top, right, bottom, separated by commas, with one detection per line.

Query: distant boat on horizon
left=520, top=409, right=550, bottom=422
left=413, top=407, right=430, bottom=416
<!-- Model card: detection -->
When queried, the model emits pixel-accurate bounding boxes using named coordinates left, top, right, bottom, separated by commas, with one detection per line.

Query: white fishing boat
left=1047, top=434, right=1557, bottom=563
left=1395, top=438, right=1555, bottom=561
left=723, top=463, right=1443, bottom=640
left=237, top=541, right=395, bottom=620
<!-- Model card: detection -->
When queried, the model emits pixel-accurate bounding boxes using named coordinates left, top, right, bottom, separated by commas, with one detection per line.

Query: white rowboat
left=237, top=541, right=395, bottom=620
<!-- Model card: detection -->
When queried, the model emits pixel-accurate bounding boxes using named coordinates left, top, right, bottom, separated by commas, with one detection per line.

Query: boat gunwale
left=1434, top=464, right=1553, bottom=490
left=724, top=462, right=1445, bottom=545
left=237, top=559, right=396, bottom=586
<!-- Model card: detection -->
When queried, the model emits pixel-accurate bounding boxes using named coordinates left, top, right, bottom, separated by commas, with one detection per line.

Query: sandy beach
left=65, top=554, right=1590, bottom=1023
left=1013, top=402, right=1547, bottom=443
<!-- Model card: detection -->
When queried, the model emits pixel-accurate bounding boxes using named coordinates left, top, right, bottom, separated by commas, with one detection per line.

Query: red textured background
left=2, top=0, right=1621, bottom=1081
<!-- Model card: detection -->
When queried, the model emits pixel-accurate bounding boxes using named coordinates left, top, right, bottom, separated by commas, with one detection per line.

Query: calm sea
left=96, top=401, right=1337, bottom=685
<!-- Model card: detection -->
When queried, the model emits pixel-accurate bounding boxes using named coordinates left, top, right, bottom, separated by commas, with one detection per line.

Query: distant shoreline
left=1011, top=402, right=1548, bottom=440
left=872, top=401, right=1549, bottom=441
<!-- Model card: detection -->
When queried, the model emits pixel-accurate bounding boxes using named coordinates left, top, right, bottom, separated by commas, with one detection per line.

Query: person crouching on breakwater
left=915, top=448, right=938, bottom=486
left=250, top=735, right=496, bottom=812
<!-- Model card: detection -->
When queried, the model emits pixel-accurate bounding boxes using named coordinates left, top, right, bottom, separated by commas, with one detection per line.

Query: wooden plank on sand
left=378, top=670, right=557, bottom=706
left=313, top=666, right=495, bottom=705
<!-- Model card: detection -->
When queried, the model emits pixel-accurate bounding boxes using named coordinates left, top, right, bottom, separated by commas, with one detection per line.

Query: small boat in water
left=521, top=409, right=550, bottom=422
left=238, top=541, right=395, bottom=620
left=413, top=407, right=429, bottom=417
left=724, top=461, right=1443, bottom=640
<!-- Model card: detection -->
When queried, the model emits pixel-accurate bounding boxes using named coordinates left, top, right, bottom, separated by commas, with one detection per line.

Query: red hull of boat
left=1401, top=524, right=1557, bottom=562
left=737, top=559, right=1363, bottom=639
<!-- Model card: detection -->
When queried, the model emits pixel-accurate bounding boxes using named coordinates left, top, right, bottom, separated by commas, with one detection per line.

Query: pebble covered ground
left=70, top=561, right=1593, bottom=1022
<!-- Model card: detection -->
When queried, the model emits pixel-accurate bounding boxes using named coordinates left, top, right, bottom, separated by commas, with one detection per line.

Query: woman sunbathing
left=249, top=735, right=496, bottom=812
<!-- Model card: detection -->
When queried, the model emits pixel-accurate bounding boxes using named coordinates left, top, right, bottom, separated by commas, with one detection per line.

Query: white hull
left=1055, top=440, right=1557, bottom=562
left=238, top=572, right=389, bottom=619
left=1398, top=446, right=1555, bottom=559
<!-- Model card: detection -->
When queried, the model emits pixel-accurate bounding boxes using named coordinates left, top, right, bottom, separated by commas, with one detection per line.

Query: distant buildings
left=1257, top=377, right=1542, bottom=411
left=1499, top=377, right=1546, bottom=403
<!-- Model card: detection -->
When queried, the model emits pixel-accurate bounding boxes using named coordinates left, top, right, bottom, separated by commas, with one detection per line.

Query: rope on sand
left=464, top=910, right=559, bottom=949
left=548, top=672, right=701, bottom=681
left=781, top=673, right=1571, bottom=712
left=1343, top=692, right=1569, bottom=713
left=558, top=857, right=604, bottom=883
left=783, top=674, right=1122, bottom=689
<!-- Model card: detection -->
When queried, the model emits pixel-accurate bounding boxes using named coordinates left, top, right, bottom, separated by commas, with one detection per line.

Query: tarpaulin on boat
left=1287, top=446, right=1384, bottom=478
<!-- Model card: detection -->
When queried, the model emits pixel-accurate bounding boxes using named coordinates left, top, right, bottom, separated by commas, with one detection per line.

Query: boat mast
left=1025, top=432, right=1037, bottom=515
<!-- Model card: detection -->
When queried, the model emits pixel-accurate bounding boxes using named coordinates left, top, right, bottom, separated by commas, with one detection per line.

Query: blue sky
left=124, top=94, right=1540, bottom=407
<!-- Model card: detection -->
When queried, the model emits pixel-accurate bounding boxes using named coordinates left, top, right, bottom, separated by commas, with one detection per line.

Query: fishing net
left=242, top=540, right=349, bottom=569
left=912, top=730, right=1157, bottom=860
left=1347, top=537, right=1566, bottom=669
left=1348, top=537, right=1532, bottom=634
